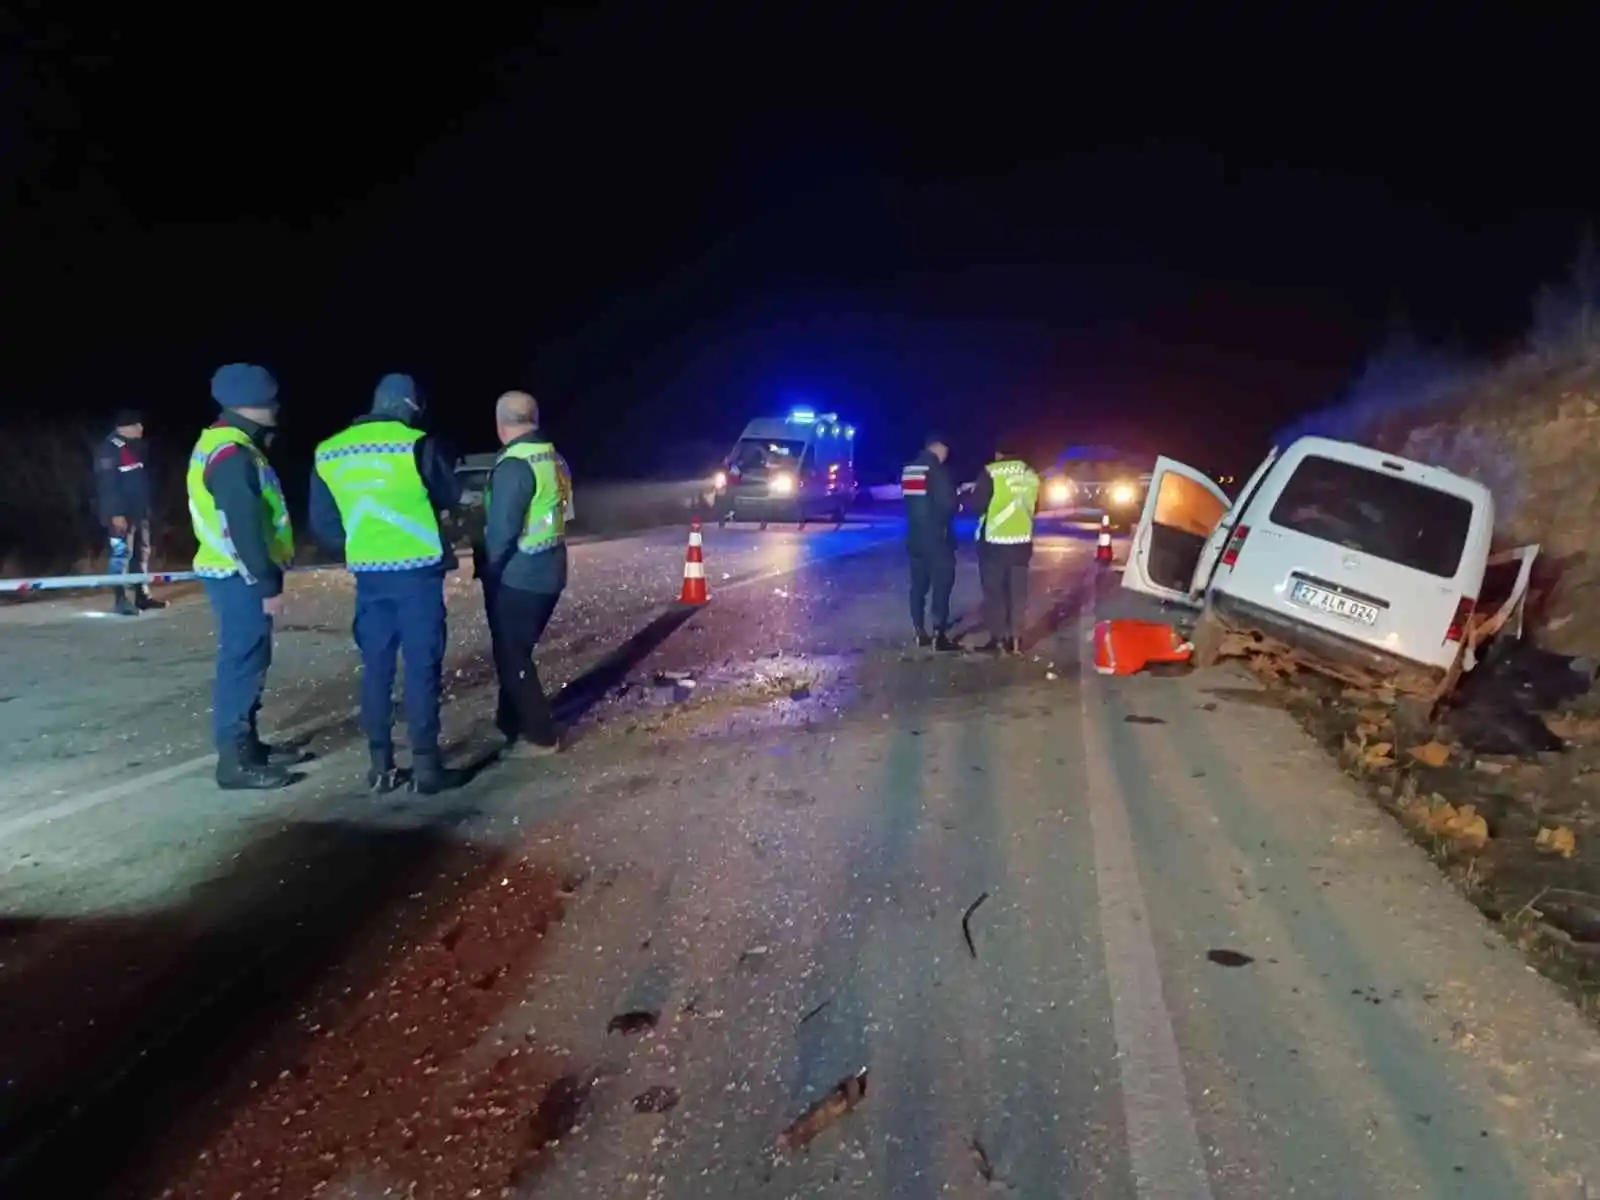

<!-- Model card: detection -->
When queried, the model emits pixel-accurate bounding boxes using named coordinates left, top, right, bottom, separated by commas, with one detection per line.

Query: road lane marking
left=1076, top=607, right=1215, bottom=1199
left=0, top=531, right=900, bottom=843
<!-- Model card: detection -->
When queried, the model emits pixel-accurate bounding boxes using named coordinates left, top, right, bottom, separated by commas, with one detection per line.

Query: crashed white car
left=1120, top=435, right=1537, bottom=702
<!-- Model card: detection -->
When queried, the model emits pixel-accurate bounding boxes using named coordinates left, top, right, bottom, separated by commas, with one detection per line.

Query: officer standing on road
left=969, top=441, right=1041, bottom=656
left=310, top=373, right=465, bottom=794
left=901, top=433, right=960, bottom=651
left=93, top=408, right=168, bottom=616
left=187, top=364, right=300, bottom=790
left=476, top=391, right=570, bottom=759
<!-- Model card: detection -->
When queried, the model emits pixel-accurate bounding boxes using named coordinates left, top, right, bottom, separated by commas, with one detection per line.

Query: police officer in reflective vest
left=187, top=364, right=302, bottom=789
left=477, top=390, right=569, bottom=758
left=900, top=433, right=960, bottom=651
left=310, top=373, right=464, bottom=793
left=969, top=443, right=1041, bottom=656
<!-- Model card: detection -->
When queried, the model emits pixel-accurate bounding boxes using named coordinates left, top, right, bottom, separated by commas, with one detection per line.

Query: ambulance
left=712, top=409, right=859, bottom=528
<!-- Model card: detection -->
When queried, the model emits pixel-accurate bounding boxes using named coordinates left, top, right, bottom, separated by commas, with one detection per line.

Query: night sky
left=4, top=6, right=1599, bottom=482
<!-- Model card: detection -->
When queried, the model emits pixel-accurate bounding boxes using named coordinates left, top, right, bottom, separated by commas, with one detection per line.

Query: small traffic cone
left=679, top=516, right=710, bottom=604
left=1095, top=514, right=1114, bottom=565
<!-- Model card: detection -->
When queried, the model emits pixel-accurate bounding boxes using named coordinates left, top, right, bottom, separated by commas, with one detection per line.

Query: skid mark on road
left=1075, top=610, right=1215, bottom=1199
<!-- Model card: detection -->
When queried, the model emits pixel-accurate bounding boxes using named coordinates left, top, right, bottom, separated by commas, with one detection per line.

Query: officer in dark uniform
left=309, top=373, right=465, bottom=794
left=93, top=408, right=168, bottom=616
left=900, top=433, right=960, bottom=651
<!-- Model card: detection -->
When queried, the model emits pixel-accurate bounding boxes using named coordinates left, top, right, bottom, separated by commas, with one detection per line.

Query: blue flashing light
left=788, top=408, right=817, bottom=423
left=845, top=426, right=855, bottom=439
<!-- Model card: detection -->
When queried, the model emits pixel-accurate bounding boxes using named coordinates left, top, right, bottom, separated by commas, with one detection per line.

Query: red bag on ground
left=1092, top=618, right=1194, bottom=676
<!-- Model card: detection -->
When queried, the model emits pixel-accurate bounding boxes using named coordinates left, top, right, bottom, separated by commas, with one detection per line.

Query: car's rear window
left=1267, top=455, right=1475, bottom=579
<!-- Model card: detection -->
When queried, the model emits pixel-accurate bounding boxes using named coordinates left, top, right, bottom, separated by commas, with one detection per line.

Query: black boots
left=914, top=628, right=933, bottom=649
left=933, top=632, right=960, bottom=653
left=112, top=588, right=138, bottom=617
left=216, top=736, right=295, bottom=790
left=135, top=589, right=168, bottom=611
left=410, top=750, right=465, bottom=795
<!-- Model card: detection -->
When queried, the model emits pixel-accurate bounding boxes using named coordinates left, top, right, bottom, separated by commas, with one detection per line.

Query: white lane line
left=1077, top=607, right=1215, bottom=1199
left=0, top=532, right=900, bottom=843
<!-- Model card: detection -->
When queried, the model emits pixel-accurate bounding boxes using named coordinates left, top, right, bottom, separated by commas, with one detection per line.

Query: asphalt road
left=2, top=515, right=1599, bottom=1198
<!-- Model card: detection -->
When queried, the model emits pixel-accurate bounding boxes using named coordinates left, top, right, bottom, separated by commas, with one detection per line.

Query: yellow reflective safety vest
left=979, top=459, right=1040, bottom=545
left=186, top=423, right=295, bottom=580
left=488, top=439, right=569, bottom=555
left=313, top=419, right=445, bottom=571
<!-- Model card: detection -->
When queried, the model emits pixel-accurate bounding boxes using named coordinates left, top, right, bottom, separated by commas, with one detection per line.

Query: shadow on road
left=551, top=604, right=700, bottom=729
left=0, top=811, right=554, bottom=1197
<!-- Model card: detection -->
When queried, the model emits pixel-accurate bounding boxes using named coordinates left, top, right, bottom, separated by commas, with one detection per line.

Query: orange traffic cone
left=1095, top=514, right=1114, bottom=565
left=679, top=516, right=710, bottom=604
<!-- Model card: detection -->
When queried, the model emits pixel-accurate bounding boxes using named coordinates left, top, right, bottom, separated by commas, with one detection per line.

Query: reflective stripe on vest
left=900, top=463, right=929, bottom=497
left=490, top=440, right=568, bottom=555
left=186, top=425, right=295, bottom=581
left=979, top=460, right=1040, bottom=544
left=313, top=420, right=444, bottom=571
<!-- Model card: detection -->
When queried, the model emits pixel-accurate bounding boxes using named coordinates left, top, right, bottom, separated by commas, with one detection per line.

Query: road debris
left=971, top=1136, right=995, bottom=1182
left=1538, top=825, right=1579, bottom=859
left=1407, top=741, right=1452, bottom=768
left=962, top=891, right=990, bottom=958
left=776, top=1068, right=869, bottom=1151
left=1123, top=715, right=1166, bottom=726
left=632, top=1085, right=681, bottom=1114
left=798, top=999, right=832, bottom=1026
left=1207, top=949, right=1255, bottom=968
left=607, top=1010, right=660, bottom=1036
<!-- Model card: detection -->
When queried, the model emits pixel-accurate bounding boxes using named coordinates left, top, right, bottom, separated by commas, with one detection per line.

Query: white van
left=1119, top=435, right=1509, bottom=700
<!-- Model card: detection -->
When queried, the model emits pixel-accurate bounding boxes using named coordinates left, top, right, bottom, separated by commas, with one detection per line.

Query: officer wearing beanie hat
left=309, top=372, right=464, bottom=794
left=185, top=363, right=304, bottom=789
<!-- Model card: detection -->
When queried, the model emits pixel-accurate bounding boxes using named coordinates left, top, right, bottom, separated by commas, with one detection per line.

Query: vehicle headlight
left=1045, top=479, right=1072, bottom=506
left=769, top=473, right=796, bottom=496
left=713, top=470, right=727, bottom=490
left=1110, top=482, right=1136, bottom=506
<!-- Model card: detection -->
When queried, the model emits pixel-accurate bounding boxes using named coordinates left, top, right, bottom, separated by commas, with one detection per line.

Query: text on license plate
left=1289, top=581, right=1380, bottom=626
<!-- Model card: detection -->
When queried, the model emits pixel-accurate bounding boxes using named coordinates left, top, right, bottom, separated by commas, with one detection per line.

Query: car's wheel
left=1188, top=609, right=1226, bottom=669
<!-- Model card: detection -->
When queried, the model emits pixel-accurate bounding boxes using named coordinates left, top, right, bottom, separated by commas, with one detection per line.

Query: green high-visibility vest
left=487, top=439, right=569, bottom=554
left=186, top=424, right=295, bottom=579
left=313, top=420, right=444, bottom=571
left=979, top=459, right=1040, bottom=544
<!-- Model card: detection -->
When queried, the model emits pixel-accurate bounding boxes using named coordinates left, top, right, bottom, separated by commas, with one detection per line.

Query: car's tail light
left=1220, top=524, right=1250, bottom=568
left=1445, top=596, right=1475, bottom=644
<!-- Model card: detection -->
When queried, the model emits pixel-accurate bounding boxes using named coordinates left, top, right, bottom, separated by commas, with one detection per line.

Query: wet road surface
left=2, top=517, right=1599, bottom=1197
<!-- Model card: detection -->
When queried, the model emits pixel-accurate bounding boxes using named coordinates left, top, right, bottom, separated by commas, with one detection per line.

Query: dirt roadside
left=1264, top=664, right=1600, bottom=1022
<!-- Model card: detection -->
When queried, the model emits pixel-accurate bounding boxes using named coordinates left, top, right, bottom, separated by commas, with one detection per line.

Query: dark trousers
left=352, top=572, right=448, bottom=755
left=108, top=519, right=152, bottom=602
left=978, top=542, right=1031, bottom=641
left=486, top=584, right=562, bottom=746
left=907, top=542, right=955, bottom=633
left=203, top=576, right=273, bottom=752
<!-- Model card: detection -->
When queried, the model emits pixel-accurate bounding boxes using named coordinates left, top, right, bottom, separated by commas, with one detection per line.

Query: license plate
left=1289, top=581, right=1380, bottom=626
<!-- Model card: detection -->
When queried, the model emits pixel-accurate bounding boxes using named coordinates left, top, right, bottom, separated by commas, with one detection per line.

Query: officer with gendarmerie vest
left=476, top=390, right=571, bottom=759
left=309, top=372, right=464, bottom=794
left=186, top=364, right=303, bottom=789
left=968, top=440, right=1041, bottom=656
